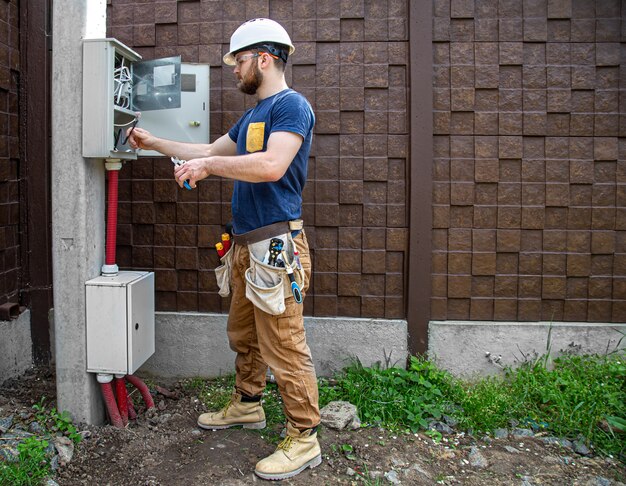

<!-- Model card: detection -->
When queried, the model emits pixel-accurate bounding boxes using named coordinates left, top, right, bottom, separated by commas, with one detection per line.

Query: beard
left=237, top=61, right=263, bottom=95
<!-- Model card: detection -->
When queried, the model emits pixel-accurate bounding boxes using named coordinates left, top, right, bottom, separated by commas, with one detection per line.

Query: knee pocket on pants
left=275, top=315, right=305, bottom=349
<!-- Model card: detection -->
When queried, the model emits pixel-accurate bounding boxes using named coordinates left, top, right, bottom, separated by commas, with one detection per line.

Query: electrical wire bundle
left=113, top=56, right=132, bottom=109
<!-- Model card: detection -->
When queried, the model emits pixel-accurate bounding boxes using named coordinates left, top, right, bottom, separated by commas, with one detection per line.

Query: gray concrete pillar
left=51, top=1, right=107, bottom=424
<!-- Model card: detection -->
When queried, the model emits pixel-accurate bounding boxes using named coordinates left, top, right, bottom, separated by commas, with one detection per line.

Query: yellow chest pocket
left=246, top=122, right=266, bottom=153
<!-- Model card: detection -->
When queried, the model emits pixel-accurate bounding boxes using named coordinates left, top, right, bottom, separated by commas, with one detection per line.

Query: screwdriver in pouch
left=281, top=250, right=303, bottom=304
left=171, top=156, right=192, bottom=190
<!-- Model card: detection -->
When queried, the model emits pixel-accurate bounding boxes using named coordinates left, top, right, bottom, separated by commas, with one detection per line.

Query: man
left=127, top=18, right=321, bottom=481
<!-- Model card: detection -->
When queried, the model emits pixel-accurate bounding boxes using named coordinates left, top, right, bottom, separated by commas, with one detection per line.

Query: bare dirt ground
left=1, top=367, right=624, bottom=486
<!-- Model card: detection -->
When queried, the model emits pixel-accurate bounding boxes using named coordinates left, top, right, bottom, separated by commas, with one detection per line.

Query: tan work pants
left=227, top=231, right=320, bottom=430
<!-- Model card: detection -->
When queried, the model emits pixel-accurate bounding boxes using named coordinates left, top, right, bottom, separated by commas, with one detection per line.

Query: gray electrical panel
left=82, top=38, right=209, bottom=159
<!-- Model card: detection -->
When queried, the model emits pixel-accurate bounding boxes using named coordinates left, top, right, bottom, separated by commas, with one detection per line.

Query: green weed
left=455, top=353, right=626, bottom=458
left=319, top=356, right=462, bottom=432
left=32, top=397, right=82, bottom=444
left=320, top=352, right=625, bottom=460
left=0, top=397, right=83, bottom=485
left=0, top=436, right=51, bottom=486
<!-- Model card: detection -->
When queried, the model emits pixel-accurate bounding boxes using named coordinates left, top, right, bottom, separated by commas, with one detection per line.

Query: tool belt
left=232, top=219, right=304, bottom=246
left=216, top=220, right=306, bottom=314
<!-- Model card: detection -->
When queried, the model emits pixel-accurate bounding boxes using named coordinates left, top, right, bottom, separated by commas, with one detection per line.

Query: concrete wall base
left=140, top=313, right=408, bottom=380
left=429, top=321, right=626, bottom=378
left=0, top=310, right=33, bottom=383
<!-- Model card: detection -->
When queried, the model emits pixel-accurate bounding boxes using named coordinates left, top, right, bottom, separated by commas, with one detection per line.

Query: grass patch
left=457, top=353, right=626, bottom=457
left=0, top=397, right=82, bottom=486
left=183, top=374, right=286, bottom=442
left=184, top=351, right=625, bottom=460
left=0, top=437, right=51, bottom=486
left=319, top=353, right=625, bottom=460
left=319, top=356, right=462, bottom=432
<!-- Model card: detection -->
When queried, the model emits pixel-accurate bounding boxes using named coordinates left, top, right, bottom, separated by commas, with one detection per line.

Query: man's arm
left=127, top=127, right=238, bottom=159
left=174, top=131, right=303, bottom=188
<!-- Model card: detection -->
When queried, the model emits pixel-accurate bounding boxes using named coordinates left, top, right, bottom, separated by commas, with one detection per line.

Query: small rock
left=349, top=415, right=361, bottom=430
left=320, top=401, right=358, bottom=430
left=45, top=442, right=56, bottom=455
left=3, top=430, right=33, bottom=439
left=428, top=421, right=453, bottom=435
left=346, top=467, right=356, bottom=476
left=494, top=428, right=508, bottom=439
left=437, top=449, right=457, bottom=460
left=45, top=479, right=60, bottom=486
left=384, top=470, right=401, bottom=484
left=573, top=439, right=591, bottom=456
left=53, top=436, right=74, bottom=466
left=406, top=463, right=431, bottom=479
left=0, top=415, right=14, bottom=433
left=50, top=454, right=60, bottom=471
left=157, top=400, right=166, bottom=411
left=442, top=414, right=458, bottom=427
left=540, top=436, right=572, bottom=449
left=158, top=413, right=172, bottom=424
left=520, top=475, right=534, bottom=486
left=592, top=477, right=611, bottom=486
left=511, top=428, right=534, bottom=438
left=28, top=421, right=45, bottom=434
left=391, top=457, right=408, bottom=467
left=0, top=444, right=19, bottom=462
left=468, top=446, right=489, bottom=468
left=79, top=430, right=92, bottom=440
left=560, top=456, right=575, bottom=465
left=369, top=470, right=383, bottom=479
left=191, top=429, right=202, bottom=436
left=504, top=445, right=521, bottom=454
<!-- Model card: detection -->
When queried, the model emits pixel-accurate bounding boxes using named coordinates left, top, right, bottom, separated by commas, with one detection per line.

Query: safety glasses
left=235, top=53, right=261, bottom=66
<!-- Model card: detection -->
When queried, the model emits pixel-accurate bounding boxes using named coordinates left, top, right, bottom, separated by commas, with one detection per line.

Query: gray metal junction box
left=85, top=271, right=155, bottom=375
left=82, top=38, right=209, bottom=159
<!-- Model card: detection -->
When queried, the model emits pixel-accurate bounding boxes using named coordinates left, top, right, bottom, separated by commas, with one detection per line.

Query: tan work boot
left=197, top=392, right=266, bottom=430
left=254, top=422, right=322, bottom=480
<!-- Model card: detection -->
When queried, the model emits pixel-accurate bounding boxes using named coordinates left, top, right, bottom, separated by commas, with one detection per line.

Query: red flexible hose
left=115, top=377, right=129, bottom=427
left=125, top=375, right=155, bottom=409
left=127, top=395, right=137, bottom=420
left=100, top=382, right=123, bottom=428
left=105, top=169, right=119, bottom=266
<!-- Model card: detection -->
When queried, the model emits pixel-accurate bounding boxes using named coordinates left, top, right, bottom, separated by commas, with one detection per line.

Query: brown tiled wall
left=432, top=0, right=626, bottom=322
left=0, top=0, right=21, bottom=305
left=109, top=0, right=410, bottom=318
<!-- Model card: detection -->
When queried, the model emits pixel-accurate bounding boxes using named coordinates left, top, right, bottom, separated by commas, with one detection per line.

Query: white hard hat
left=223, top=18, right=295, bottom=66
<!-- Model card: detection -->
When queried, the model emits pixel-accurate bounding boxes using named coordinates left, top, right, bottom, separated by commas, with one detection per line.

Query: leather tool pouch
left=244, top=233, right=304, bottom=315
left=214, top=245, right=234, bottom=298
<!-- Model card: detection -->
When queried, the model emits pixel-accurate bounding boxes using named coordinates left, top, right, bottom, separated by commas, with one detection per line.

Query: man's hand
left=127, top=126, right=157, bottom=151
left=173, top=157, right=210, bottom=189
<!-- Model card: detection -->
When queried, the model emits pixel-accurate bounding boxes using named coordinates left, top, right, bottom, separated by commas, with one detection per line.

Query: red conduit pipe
left=114, top=377, right=129, bottom=427
left=105, top=169, right=119, bottom=266
left=125, top=375, right=155, bottom=409
left=100, top=382, right=124, bottom=428
left=127, top=395, right=137, bottom=421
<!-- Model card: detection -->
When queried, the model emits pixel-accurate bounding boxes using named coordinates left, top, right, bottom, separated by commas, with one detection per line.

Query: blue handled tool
left=171, top=156, right=192, bottom=190
left=281, top=251, right=303, bottom=304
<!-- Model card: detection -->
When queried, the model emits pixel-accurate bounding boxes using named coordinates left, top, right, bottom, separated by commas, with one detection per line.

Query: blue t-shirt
left=227, top=89, right=315, bottom=234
